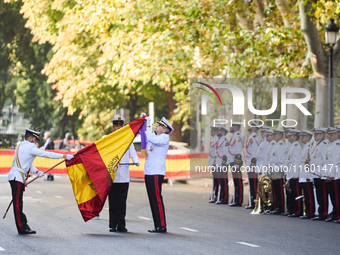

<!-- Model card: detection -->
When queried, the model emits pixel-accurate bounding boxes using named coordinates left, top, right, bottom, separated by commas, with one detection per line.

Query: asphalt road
left=0, top=174, right=339, bottom=255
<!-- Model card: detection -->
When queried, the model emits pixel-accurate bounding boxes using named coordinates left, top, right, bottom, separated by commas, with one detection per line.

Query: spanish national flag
left=65, top=116, right=146, bottom=222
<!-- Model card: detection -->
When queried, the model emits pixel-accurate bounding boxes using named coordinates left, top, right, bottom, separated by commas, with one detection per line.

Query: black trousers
left=286, top=179, right=303, bottom=216
left=10, top=180, right=29, bottom=233
left=247, top=172, right=257, bottom=206
left=327, top=180, right=340, bottom=221
left=145, top=175, right=166, bottom=228
left=272, top=178, right=284, bottom=213
left=217, top=171, right=229, bottom=203
left=300, top=181, right=315, bottom=218
left=210, top=172, right=219, bottom=201
left=108, top=182, right=129, bottom=229
left=314, top=178, right=328, bottom=219
left=232, top=170, right=243, bottom=204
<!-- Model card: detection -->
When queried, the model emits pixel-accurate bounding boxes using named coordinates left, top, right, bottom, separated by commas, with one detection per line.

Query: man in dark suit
left=43, top=131, right=54, bottom=150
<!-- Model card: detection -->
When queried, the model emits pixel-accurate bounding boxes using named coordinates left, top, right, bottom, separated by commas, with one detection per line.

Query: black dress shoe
left=333, top=220, right=340, bottom=224
left=299, top=215, right=311, bottom=219
left=245, top=205, right=254, bottom=209
left=288, top=214, right=299, bottom=218
left=19, top=228, right=36, bottom=235
left=311, top=217, right=324, bottom=221
left=208, top=200, right=216, bottom=203
left=216, top=201, right=227, bottom=204
left=228, top=203, right=242, bottom=207
left=325, top=218, right=334, bottom=222
left=109, top=225, right=117, bottom=232
left=148, top=227, right=167, bottom=233
left=281, top=212, right=290, bottom=216
left=116, top=227, right=128, bottom=232
left=270, top=210, right=281, bottom=215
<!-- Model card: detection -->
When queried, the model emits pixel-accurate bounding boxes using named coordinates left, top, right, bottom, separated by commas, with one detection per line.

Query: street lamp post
left=325, top=19, right=339, bottom=127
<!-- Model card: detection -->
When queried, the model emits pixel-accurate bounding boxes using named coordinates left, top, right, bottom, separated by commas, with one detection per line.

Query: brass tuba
left=251, top=173, right=274, bottom=214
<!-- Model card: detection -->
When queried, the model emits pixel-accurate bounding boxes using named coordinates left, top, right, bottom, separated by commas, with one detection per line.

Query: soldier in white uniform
left=208, top=126, right=219, bottom=203
left=285, top=129, right=303, bottom=217
left=7, top=129, right=74, bottom=235
left=228, top=122, right=244, bottom=207
left=141, top=114, right=173, bottom=233
left=308, top=128, right=330, bottom=221
left=255, top=125, right=270, bottom=174
left=245, top=121, right=260, bottom=209
left=323, top=127, right=340, bottom=222
left=108, top=116, right=140, bottom=232
left=281, top=126, right=295, bottom=215
left=215, top=126, right=229, bottom=204
left=264, top=130, right=276, bottom=169
left=298, top=129, right=315, bottom=219
left=269, top=129, right=286, bottom=214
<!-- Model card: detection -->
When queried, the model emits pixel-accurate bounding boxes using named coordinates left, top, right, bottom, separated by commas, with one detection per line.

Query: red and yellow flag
left=65, top=116, right=146, bottom=222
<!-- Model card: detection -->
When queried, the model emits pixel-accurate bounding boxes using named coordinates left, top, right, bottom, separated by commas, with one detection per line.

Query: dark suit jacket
left=45, top=139, right=55, bottom=150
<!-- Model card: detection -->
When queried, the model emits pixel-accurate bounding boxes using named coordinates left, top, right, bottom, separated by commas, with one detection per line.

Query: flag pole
left=3, top=159, right=67, bottom=219
left=25, top=159, right=66, bottom=186
left=3, top=200, right=13, bottom=219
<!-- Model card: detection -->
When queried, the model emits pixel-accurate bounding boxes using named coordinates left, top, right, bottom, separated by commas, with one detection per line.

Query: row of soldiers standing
left=208, top=122, right=340, bottom=223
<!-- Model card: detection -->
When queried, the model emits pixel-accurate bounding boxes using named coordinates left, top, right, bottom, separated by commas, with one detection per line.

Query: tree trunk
left=299, top=1, right=329, bottom=127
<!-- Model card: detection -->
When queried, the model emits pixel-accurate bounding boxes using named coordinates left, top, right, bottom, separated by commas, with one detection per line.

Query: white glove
left=140, top=112, right=147, bottom=117
left=66, top=154, right=74, bottom=160
left=37, top=171, right=45, bottom=178
left=136, top=162, right=140, bottom=167
left=145, top=117, right=151, bottom=127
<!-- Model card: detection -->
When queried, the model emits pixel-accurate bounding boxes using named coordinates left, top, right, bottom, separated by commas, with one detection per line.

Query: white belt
left=12, top=166, right=28, bottom=175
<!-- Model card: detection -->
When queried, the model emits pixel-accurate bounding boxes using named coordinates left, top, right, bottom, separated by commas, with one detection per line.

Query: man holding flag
left=7, top=129, right=74, bottom=235
left=108, top=116, right=140, bottom=233
left=140, top=113, right=173, bottom=233
left=65, top=116, right=146, bottom=222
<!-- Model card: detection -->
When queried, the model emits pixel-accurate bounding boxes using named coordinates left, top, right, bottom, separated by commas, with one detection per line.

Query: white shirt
left=269, top=140, right=285, bottom=166
left=114, top=144, right=140, bottom=183
left=245, top=132, right=260, bottom=166
left=144, top=128, right=169, bottom=175
left=255, top=136, right=269, bottom=173
left=279, top=141, right=291, bottom=165
left=227, top=131, right=243, bottom=165
left=208, top=135, right=218, bottom=166
left=285, top=141, right=302, bottom=179
left=265, top=140, right=276, bottom=167
left=215, top=136, right=228, bottom=166
left=7, top=140, right=64, bottom=183
left=322, top=140, right=340, bottom=180
left=310, top=139, right=329, bottom=179
left=299, top=141, right=313, bottom=181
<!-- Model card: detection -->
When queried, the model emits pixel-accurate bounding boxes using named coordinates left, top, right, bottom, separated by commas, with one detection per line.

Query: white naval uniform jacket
left=215, top=136, right=229, bottom=166
left=208, top=135, right=219, bottom=166
left=309, top=139, right=330, bottom=179
left=245, top=132, right=260, bottom=167
left=7, top=140, right=65, bottom=183
left=322, top=140, right=340, bottom=180
left=269, top=140, right=285, bottom=166
left=279, top=141, right=291, bottom=166
left=285, top=141, right=302, bottom=179
left=114, top=144, right=140, bottom=183
left=227, top=131, right=243, bottom=166
left=255, top=137, right=269, bottom=173
left=299, top=141, right=313, bottom=182
left=265, top=140, right=276, bottom=167
left=144, top=128, right=169, bottom=176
